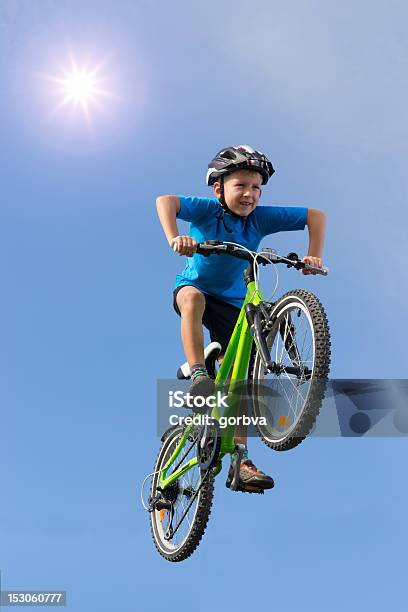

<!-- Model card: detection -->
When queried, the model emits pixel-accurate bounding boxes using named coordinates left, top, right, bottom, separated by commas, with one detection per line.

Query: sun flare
left=45, top=56, right=111, bottom=119
left=62, top=68, right=100, bottom=103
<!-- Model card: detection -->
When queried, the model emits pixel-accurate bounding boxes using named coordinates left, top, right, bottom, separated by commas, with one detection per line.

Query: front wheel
left=149, top=425, right=215, bottom=562
left=249, top=290, right=331, bottom=451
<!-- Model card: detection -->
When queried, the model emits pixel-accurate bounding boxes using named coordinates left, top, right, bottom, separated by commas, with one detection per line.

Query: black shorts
left=173, top=286, right=241, bottom=354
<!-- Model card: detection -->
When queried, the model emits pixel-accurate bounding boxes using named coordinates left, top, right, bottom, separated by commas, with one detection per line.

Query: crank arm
left=229, top=444, right=246, bottom=492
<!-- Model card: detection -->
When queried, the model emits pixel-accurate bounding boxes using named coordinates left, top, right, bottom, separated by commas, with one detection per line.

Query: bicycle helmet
left=206, top=145, right=275, bottom=186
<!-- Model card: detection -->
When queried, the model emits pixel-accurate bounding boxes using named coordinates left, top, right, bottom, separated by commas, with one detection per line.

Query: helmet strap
left=219, top=175, right=227, bottom=211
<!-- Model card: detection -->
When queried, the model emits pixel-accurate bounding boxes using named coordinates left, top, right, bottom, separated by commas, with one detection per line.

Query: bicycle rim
left=251, top=290, right=330, bottom=450
left=150, top=426, right=214, bottom=562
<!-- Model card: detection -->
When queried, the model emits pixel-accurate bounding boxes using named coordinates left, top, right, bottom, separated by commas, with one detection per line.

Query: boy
left=156, top=145, right=326, bottom=492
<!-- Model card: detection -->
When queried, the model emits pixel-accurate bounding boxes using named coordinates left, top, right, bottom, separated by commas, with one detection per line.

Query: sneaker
left=226, top=458, right=275, bottom=493
left=186, top=372, right=215, bottom=414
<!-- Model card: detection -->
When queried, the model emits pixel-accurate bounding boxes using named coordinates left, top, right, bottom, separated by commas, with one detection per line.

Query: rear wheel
left=149, top=426, right=215, bottom=562
left=249, top=290, right=331, bottom=451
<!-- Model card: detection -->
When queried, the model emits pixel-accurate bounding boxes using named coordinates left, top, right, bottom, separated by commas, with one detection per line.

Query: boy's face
left=214, top=169, right=263, bottom=217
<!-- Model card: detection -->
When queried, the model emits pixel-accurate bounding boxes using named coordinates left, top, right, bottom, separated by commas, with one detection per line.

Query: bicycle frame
left=158, top=278, right=265, bottom=491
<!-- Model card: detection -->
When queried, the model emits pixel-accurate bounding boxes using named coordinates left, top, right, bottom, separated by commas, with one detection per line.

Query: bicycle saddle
left=176, top=342, right=222, bottom=380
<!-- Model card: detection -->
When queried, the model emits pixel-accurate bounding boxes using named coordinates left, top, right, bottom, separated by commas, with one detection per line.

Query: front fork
left=246, top=302, right=311, bottom=378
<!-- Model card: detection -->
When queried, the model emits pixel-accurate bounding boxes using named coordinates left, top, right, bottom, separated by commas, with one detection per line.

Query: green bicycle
left=146, top=240, right=331, bottom=562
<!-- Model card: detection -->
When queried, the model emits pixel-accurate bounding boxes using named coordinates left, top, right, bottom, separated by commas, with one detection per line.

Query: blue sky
left=0, top=1, right=407, bottom=610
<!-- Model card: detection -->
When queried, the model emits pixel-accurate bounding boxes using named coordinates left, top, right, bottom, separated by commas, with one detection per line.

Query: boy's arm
left=156, top=195, right=180, bottom=244
left=156, top=195, right=197, bottom=256
left=303, top=208, right=326, bottom=275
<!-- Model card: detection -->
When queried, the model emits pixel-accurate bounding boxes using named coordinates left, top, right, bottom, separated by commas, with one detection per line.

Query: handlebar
left=195, top=240, right=329, bottom=276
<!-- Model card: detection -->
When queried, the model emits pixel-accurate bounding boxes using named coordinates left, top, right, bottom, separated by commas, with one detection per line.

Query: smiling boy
left=156, top=145, right=326, bottom=492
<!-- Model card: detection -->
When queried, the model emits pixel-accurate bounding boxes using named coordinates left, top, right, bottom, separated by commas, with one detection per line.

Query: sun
left=45, top=56, right=111, bottom=119
left=62, top=68, right=100, bottom=104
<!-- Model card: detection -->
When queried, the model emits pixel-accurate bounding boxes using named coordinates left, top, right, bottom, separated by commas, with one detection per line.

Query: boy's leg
left=175, top=286, right=215, bottom=402
left=175, top=286, right=206, bottom=367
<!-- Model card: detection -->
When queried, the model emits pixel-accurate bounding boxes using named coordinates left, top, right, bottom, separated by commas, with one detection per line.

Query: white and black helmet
left=206, top=145, right=275, bottom=186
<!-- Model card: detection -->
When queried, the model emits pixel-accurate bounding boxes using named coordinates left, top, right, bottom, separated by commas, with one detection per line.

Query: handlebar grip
left=305, top=265, right=329, bottom=276
left=286, top=256, right=329, bottom=276
left=196, top=243, right=216, bottom=256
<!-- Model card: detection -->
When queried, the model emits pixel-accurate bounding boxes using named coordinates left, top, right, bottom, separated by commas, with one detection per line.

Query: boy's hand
left=170, top=235, right=198, bottom=257
left=301, top=255, right=323, bottom=275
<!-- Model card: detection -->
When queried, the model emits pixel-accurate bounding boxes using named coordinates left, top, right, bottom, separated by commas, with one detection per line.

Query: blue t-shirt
left=175, top=195, right=308, bottom=308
